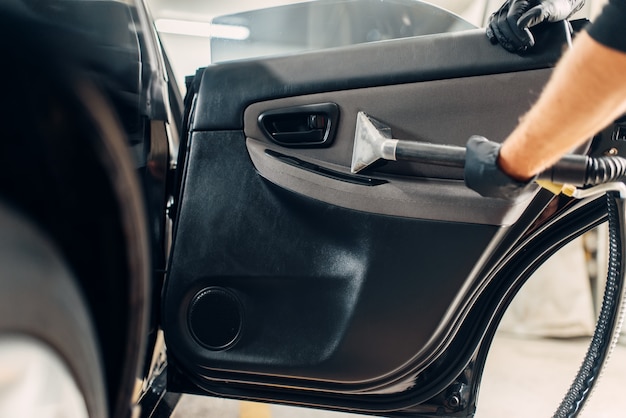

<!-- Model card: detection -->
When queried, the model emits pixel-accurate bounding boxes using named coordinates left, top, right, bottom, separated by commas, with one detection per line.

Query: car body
left=0, top=1, right=622, bottom=418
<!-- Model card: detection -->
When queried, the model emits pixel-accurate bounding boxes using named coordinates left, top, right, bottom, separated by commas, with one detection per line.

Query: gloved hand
left=464, top=136, right=535, bottom=199
left=486, top=0, right=585, bottom=52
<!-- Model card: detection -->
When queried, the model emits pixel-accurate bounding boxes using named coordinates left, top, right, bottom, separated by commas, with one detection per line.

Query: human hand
left=464, top=136, right=535, bottom=199
left=486, top=0, right=585, bottom=52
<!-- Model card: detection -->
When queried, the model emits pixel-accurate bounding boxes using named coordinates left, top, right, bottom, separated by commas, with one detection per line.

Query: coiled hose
left=539, top=155, right=626, bottom=187
left=552, top=193, right=626, bottom=418
left=584, top=156, right=626, bottom=186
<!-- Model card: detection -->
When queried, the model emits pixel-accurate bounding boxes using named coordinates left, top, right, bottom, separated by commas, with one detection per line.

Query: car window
left=208, top=0, right=476, bottom=63
left=147, top=0, right=601, bottom=91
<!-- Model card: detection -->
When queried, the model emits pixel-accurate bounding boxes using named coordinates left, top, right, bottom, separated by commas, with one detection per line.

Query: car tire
left=0, top=200, right=108, bottom=418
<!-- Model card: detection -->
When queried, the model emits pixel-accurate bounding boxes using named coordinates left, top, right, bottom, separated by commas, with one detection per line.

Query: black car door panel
left=168, top=127, right=497, bottom=378
left=163, top=25, right=571, bottom=413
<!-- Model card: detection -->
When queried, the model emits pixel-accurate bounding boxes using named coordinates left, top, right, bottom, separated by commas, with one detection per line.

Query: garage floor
left=172, top=333, right=626, bottom=418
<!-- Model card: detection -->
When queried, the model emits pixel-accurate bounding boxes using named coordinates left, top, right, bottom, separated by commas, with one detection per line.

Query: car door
left=161, top=2, right=589, bottom=416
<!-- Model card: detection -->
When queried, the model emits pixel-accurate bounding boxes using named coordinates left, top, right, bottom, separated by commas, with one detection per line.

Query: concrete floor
left=172, top=333, right=626, bottom=418
left=477, top=334, right=626, bottom=417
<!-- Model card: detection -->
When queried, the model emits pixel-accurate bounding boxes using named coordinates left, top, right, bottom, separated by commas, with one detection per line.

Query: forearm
left=498, top=31, right=626, bottom=181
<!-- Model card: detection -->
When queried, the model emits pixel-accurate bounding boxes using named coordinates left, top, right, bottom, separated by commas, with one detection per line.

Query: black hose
left=538, top=155, right=626, bottom=186
left=553, top=193, right=626, bottom=418
left=584, top=156, right=626, bottom=186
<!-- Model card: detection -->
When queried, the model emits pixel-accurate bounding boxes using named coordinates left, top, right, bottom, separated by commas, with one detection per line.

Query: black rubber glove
left=487, top=0, right=585, bottom=52
left=464, top=136, right=535, bottom=199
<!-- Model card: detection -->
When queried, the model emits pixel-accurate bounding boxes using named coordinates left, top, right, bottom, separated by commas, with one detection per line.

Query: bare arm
left=498, top=31, right=626, bottom=181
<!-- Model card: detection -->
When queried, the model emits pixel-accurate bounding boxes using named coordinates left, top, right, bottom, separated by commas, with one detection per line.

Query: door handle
left=258, top=103, right=339, bottom=147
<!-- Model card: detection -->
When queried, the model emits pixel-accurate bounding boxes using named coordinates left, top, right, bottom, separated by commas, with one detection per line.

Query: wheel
left=0, top=200, right=108, bottom=418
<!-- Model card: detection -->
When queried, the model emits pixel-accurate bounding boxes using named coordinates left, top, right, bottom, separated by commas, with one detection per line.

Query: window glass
left=148, top=0, right=598, bottom=89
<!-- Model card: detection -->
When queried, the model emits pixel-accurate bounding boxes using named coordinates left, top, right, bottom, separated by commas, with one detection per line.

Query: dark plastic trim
left=258, top=103, right=339, bottom=147
left=264, top=150, right=386, bottom=186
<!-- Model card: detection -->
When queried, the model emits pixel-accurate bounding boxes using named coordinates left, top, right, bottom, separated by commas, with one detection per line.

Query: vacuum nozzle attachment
left=351, top=112, right=396, bottom=173
left=350, top=112, right=466, bottom=173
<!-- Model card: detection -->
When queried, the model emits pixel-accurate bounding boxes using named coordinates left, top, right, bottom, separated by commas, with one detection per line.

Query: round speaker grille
left=188, top=287, right=243, bottom=350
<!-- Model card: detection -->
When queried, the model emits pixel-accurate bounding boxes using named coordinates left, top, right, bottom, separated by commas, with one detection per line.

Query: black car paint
left=1, top=1, right=612, bottom=418
left=0, top=1, right=171, bottom=416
